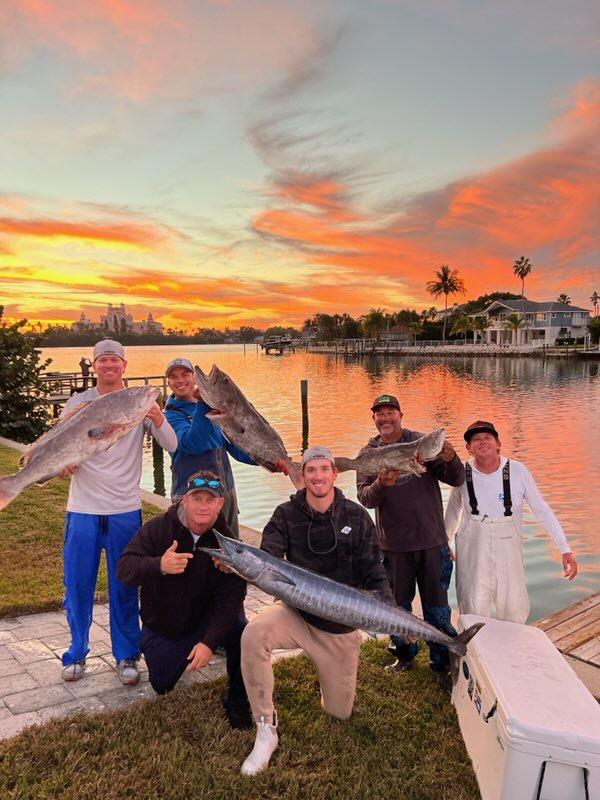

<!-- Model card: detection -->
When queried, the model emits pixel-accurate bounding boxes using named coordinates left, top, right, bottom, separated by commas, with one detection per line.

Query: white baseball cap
left=93, top=340, right=125, bottom=361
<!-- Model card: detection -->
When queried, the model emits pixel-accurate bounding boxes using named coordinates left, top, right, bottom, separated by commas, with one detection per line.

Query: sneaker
left=385, top=659, right=414, bottom=673
left=61, top=659, right=86, bottom=682
left=241, top=713, right=278, bottom=776
left=116, top=657, right=140, bottom=686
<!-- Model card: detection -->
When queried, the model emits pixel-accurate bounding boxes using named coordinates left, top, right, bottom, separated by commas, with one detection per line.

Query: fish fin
left=450, top=622, right=485, bottom=657
left=35, top=473, right=58, bottom=486
left=0, top=474, right=23, bottom=511
left=88, top=423, right=127, bottom=440
left=264, top=567, right=296, bottom=587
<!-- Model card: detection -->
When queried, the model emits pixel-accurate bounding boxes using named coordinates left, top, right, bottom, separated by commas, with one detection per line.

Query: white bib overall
left=455, top=513, right=530, bottom=624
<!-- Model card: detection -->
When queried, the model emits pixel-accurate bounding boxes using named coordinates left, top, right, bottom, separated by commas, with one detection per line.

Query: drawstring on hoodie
left=307, top=505, right=338, bottom=555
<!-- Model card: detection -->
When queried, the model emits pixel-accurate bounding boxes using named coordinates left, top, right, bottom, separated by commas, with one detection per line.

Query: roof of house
left=484, top=299, right=589, bottom=315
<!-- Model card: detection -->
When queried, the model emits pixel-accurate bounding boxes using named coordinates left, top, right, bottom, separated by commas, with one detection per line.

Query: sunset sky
left=1, top=0, right=598, bottom=330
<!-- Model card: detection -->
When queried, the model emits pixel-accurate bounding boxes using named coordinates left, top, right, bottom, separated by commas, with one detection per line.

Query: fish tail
left=0, top=474, right=24, bottom=511
left=448, top=622, right=485, bottom=686
left=333, top=457, right=353, bottom=473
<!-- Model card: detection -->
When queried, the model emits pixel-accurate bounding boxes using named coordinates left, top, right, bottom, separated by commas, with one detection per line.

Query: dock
left=534, top=592, right=600, bottom=699
left=40, top=373, right=170, bottom=417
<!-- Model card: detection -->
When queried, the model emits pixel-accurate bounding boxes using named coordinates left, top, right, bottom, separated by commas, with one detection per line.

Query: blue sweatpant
left=62, top=510, right=141, bottom=666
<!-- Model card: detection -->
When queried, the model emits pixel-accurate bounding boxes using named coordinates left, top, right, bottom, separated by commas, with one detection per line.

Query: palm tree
left=361, top=308, right=388, bottom=341
left=450, top=313, right=471, bottom=343
left=591, top=291, right=599, bottom=317
left=513, top=256, right=533, bottom=301
left=425, top=265, right=466, bottom=343
left=472, top=315, right=491, bottom=344
left=503, top=313, right=525, bottom=346
left=407, top=320, right=423, bottom=346
left=556, top=293, right=571, bottom=305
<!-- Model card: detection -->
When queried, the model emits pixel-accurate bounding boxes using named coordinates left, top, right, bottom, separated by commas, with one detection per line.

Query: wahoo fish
left=334, top=428, right=446, bottom=477
left=194, top=364, right=303, bottom=488
left=200, top=532, right=484, bottom=658
left=0, top=386, right=160, bottom=510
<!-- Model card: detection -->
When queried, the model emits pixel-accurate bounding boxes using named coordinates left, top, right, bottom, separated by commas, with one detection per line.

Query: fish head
left=198, top=531, right=267, bottom=581
left=102, top=386, right=160, bottom=423
left=194, top=364, right=243, bottom=420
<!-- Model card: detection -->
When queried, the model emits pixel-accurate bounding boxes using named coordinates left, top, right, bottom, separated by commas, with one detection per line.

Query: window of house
left=535, top=313, right=547, bottom=321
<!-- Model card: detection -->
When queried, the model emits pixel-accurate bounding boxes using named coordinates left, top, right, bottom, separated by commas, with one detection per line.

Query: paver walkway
left=0, top=585, right=276, bottom=740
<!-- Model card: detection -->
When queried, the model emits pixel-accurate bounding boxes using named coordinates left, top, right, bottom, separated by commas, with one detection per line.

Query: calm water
left=42, top=345, right=600, bottom=621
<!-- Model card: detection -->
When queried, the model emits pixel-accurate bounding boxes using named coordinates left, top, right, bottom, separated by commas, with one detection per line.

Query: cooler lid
left=459, top=614, right=600, bottom=755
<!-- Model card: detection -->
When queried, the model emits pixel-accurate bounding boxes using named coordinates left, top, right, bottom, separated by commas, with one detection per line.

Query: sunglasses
left=186, top=477, right=224, bottom=495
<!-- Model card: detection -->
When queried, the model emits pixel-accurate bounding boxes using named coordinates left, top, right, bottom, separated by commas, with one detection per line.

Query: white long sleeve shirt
left=62, top=387, right=177, bottom=514
left=445, top=456, right=571, bottom=554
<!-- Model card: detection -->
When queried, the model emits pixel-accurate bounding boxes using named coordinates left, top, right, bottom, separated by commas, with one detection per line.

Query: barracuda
left=199, top=532, right=484, bottom=657
left=0, top=385, right=160, bottom=511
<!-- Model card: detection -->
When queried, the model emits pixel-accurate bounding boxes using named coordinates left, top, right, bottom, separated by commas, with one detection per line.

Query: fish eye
left=235, top=545, right=243, bottom=553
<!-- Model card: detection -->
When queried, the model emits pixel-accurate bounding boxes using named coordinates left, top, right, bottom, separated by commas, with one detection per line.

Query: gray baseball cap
left=301, top=445, right=335, bottom=469
left=166, top=357, right=194, bottom=376
left=93, top=340, right=125, bottom=361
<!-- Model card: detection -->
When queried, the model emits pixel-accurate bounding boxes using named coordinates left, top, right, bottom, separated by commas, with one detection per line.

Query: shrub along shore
left=0, top=444, right=480, bottom=800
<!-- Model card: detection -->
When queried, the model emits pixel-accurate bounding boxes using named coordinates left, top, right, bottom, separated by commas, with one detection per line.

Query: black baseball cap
left=464, top=420, right=499, bottom=443
left=371, top=394, right=401, bottom=412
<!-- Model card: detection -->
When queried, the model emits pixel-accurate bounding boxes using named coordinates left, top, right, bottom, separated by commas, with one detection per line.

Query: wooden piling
left=300, top=379, right=309, bottom=451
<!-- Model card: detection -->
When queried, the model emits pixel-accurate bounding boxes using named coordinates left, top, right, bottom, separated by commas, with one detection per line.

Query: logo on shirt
left=341, top=526, right=352, bottom=535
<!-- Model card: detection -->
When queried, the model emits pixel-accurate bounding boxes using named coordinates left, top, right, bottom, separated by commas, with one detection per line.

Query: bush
left=0, top=306, right=52, bottom=443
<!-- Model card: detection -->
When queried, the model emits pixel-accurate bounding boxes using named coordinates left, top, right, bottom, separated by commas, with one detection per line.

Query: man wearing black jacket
left=238, top=445, right=393, bottom=776
left=117, top=470, right=251, bottom=729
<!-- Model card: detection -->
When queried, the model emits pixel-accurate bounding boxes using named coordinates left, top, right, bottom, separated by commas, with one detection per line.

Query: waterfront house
left=475, top=299, right=590, bottom=346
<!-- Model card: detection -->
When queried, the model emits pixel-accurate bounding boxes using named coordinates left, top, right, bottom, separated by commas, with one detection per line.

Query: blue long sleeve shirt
left=164, top=396, right=256, bottom=499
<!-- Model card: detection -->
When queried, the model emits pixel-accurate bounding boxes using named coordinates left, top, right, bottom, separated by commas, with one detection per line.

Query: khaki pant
left=241, top=602, right=363, bottom=722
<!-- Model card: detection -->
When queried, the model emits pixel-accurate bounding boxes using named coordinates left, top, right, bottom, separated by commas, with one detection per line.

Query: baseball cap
left=371, top=394, right=401, bottom=412
left=184, top=475, right=225, bottom=497
left=93, top=340, right=125, bottom=361
left=464, top=420, right=499, bottom=443
left=300, top=445, right=335, bottom=469
left=166, top=357, right=194, bottom=376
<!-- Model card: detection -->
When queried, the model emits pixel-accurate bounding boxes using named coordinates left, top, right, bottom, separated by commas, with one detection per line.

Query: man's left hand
left=440, top=440, right=456, bottom=462
left=186, top=642, right=213, bottom=670
left=562, top=552, right=578, bottom=580
left=145, top=402, right=165, bottom=427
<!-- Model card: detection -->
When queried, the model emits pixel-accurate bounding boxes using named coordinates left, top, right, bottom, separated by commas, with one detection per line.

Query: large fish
left=334, top=428, right=445, bottom=477
left=199, top=532, right=484, bottom=659
left=0, top=386, right=160, bottom=510
left=194, top=364, right=303, bottom=488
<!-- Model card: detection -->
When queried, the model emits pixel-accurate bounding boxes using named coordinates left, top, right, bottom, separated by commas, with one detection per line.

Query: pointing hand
left=160, top=540, right=193, bottom=575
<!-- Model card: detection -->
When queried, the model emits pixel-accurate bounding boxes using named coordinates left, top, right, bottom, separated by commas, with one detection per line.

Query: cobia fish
left=194, top=364, right=303, bottom=488
left=334, top=428, right=445, bottom=477
left=0, top=386, right=160, bottom=510
left=199, top=532, right=484, bottom=658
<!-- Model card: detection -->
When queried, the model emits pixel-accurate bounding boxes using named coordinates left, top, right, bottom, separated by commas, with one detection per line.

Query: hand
left=562, top=552, right=578, bottom=580
left=145, top=402, right=164, bottom=427
left=377, top=467, right=399, bottom=487
left=275, top=458, right=290, bottom=476
left=186, top=642, right=213, bottom=671
left=448, top=545, right=456, bottom=562
left=213, top=558, right=231, bottom=573
left=403, top=634, right=419, bottom=644
left=192, top=387, right=204, bottom=402
left=160, top=541, right=193, bottom=575
left=440, top=440, right=456, bottom=462
left=59, top=464, right=79, bottom=478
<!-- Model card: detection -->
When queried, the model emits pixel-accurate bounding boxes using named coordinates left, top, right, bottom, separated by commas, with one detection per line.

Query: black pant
left=141, top=614, right=248, bottom=707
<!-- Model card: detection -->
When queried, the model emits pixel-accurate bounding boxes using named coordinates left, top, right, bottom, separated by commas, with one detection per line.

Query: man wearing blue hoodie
left=164, top=358, right=258, bottom=538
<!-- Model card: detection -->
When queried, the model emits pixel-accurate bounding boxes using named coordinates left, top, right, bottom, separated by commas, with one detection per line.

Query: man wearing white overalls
left=445, top=420, right=578, bottom=623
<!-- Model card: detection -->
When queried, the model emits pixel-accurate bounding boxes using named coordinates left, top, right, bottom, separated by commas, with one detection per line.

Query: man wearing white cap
left=58, top=340, right=177, bottom=685
left=238, top=445, right=392, bottom=776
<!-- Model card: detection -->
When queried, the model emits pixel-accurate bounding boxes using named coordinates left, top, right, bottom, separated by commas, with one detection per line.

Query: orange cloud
left=0, top=217, right=166, bottom=247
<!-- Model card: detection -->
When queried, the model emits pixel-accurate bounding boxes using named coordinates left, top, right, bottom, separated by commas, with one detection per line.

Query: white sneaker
left=116, top=658, right=140, bottom=686
left=61, top=659, right=86, bottom=682
left=240, top=713, right=279, bottom=776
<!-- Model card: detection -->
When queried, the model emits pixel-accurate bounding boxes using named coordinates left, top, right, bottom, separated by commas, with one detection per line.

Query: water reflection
left=43, top=345, right=599, bottom=620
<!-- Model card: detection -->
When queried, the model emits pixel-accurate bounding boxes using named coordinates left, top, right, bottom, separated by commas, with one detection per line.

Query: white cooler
left=452, top=614, right=600, bottom=800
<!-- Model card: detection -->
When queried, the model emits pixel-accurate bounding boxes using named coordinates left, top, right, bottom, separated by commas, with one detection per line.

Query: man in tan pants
left=240, top=445, right=393, bottom=776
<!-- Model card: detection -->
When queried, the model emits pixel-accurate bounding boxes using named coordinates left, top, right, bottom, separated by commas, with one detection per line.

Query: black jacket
left=261, top=487, right=392, bottom=634
left=117, top=504, right=246, bottom=649
left=356, top=428, right=465, bottom=552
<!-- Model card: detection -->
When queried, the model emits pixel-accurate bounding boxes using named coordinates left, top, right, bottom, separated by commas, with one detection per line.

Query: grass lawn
left=0, top=445, right=162, bottom=618
left=0, top=641, right=480, bottom=800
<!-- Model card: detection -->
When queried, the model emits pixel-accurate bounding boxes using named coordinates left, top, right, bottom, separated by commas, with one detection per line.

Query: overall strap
left=465, top=463, right=479, bottom=515
left=502, top=459, right=513, bottom=516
